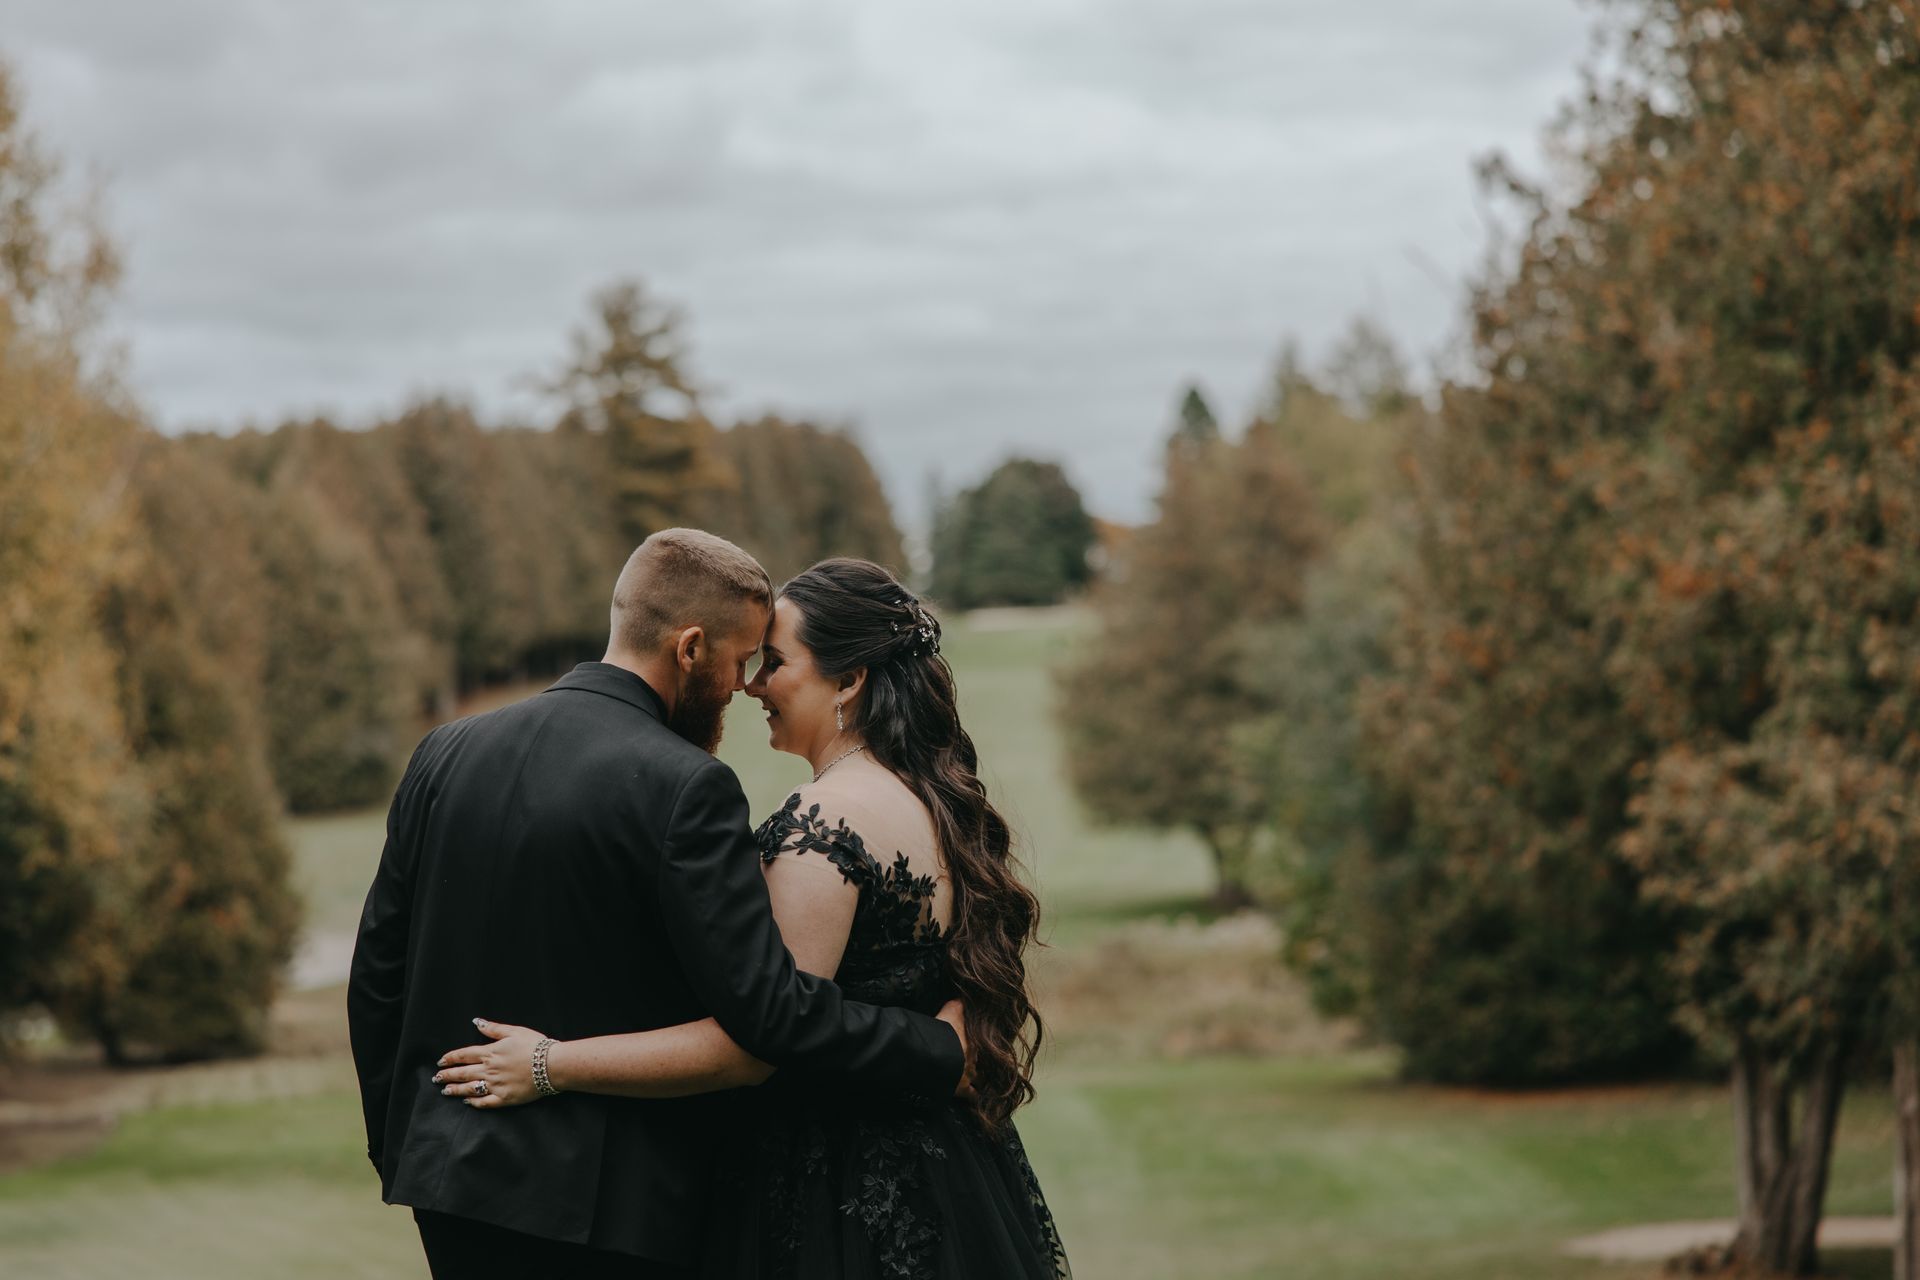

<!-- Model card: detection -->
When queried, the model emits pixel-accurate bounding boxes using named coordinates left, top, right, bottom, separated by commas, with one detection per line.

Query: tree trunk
left=1728, top=1039, right=1848, bottom=1277
left=1196, top=824, right=1255, bottom=911
left=1897, top=1039, right=1920, bottom=1280
left=1733, top=1041, right=1787, bottom=1248
left=1778, top=1041, right=1846, bottom=1274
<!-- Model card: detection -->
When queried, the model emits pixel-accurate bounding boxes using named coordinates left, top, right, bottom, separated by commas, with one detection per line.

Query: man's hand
left=936, top=998, right=975, bottom=1100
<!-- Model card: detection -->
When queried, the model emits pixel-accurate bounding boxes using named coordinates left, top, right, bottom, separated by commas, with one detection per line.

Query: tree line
left=1058, top=3, right=1920, bottom=1276
left=0, top=68, right=906, bottom=1064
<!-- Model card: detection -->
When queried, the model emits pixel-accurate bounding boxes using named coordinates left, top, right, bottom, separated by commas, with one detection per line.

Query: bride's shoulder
left=796, top=767, right=929, bottom=831
left=756, top=782, right=884, bottom=878
left=770, top=779, right=874, bottom=841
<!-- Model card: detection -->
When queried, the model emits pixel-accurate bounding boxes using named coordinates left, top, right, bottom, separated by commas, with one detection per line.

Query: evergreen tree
left=1172, top=383, right=1219, bottom=448
left=66, top=452, right=301, bottom=1059
left=253, top=480, right=417, bottom=812
left=928, top=458, right=1096, bottom=609
left=391, top=398, right=537, bottom=683
left=702, top=415, right=908, bottom=583
left=266, top=419, right=458, bottom=715
left=551, top=280, right=736, bottom=542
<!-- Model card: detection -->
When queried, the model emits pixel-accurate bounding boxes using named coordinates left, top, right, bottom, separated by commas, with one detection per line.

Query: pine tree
left=1171, top=383, right=1219, bottom=449
left=551, top=280, right=736, bottom=542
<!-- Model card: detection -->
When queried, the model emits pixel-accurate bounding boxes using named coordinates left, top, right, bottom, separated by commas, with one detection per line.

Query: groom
left=348, top=528, right=967, bottom=1279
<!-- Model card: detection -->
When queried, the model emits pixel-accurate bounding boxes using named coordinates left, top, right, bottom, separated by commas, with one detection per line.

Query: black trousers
left=413, top=1209, right=694, bottom=1280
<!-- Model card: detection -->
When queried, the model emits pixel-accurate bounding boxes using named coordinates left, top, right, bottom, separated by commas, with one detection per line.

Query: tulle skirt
left=701, top=1089, right=1070, bottom=1280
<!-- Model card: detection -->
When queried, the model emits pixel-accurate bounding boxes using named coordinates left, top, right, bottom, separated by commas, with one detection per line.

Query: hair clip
left=889, top=598, right=940, bottom=657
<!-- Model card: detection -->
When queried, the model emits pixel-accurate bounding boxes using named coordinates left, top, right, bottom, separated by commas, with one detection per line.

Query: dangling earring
left=835, top=700, right=845, bottom=734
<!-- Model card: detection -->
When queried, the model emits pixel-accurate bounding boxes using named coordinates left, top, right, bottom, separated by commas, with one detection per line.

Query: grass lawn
left=1, top=611, right=1901, bottom=1278
left=0, top=1056, right=1895, bottom=1280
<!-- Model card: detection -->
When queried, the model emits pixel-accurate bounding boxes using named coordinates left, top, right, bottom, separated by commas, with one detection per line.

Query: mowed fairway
left=0, top=612, right=1898, bottom=1279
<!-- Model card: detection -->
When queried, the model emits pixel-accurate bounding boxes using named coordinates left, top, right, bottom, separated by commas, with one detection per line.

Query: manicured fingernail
left=441, top=1087, right=452, bottom=1095
left=472, top=1018, right=484, bottom=1027
left=431, top=1074, right=442, bottom=1083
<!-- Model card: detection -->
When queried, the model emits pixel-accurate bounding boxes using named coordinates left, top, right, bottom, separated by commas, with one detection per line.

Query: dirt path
left=290, top=930, right=357, bottom=990
left=1562, top=1216, right=1897, bottom=1261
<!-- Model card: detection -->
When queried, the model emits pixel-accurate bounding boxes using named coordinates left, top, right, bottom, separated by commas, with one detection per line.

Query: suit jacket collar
left=548, top=662, right=668, bottom=722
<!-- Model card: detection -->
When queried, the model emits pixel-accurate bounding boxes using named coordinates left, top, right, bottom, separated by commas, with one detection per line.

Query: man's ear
left=674, top=625, right=706, bottom=673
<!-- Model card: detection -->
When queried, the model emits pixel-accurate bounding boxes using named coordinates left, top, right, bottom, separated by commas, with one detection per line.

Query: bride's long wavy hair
left=781, top=558, right=1043, bottom=1128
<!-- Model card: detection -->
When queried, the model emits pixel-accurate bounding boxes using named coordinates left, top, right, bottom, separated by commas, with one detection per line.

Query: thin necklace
left=812, top=744, right=866, bottom=783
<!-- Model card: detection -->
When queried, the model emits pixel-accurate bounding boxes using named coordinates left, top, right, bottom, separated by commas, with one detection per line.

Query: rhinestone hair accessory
left=889, top=597, right=941, bottom=658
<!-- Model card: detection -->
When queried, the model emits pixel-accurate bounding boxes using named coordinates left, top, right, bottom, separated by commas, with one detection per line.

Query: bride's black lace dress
left=701, top=793, right=1071, bottom=1280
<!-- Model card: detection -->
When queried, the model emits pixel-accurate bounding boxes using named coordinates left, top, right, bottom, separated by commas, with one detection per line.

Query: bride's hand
left=433, top=1018, right=548, bottom=1109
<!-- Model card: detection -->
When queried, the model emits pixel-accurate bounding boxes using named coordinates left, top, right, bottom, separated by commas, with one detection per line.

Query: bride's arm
left=434, top=841, right=866, bottom=1106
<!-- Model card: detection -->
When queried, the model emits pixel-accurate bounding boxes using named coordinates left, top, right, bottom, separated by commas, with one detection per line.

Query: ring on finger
left=473, top=1081, right=489, bottom=1097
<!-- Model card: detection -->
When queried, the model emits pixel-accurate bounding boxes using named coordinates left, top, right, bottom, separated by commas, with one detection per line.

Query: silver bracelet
left=531, top=1037, right=560, bottom=1098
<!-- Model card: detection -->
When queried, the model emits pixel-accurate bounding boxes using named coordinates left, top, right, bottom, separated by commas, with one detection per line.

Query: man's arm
left=656, top=760, right=964, bottom=1095
left=346, top=731, right=437, bottom=1175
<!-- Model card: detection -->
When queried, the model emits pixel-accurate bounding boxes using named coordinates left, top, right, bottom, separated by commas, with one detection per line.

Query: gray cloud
left=9, top=0, right=1591, bottom=525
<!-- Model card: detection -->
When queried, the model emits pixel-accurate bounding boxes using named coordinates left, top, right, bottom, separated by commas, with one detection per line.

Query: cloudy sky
left=10, top=1, right=1593, bottom=525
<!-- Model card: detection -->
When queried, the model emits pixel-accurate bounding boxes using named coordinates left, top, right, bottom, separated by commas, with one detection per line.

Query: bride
left=431, top=557, right=1071, bottom=1279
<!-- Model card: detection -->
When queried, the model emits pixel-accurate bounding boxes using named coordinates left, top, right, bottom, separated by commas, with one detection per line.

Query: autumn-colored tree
left=551, top=279, right=736, bottom=542
left=1261, top=329, right=1406, bottom=529
left=62, top=443, right=301, bottom=1059
left=1365, top=0, right=1920, bottom=1268
left=929, top=457, right=1095, bottom=610
left=0, top=65, right=298, bottom=1059
left=1058, top=387, right=1322, bottom=907
left=0, top=64, right=142, bottom=1037
left=1596, top=4, right=1920, bottom=1269
left=1319, top=317, right=1411, bottom=421
left=702, top=414, right=908, bottom=583
left=260, top=419, right=458, bottom=714
left=1234, top=343, right=1411, bottom=1016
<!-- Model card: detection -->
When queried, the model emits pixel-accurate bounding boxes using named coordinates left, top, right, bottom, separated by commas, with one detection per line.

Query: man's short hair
left=610, top=528, right=773, bottom=657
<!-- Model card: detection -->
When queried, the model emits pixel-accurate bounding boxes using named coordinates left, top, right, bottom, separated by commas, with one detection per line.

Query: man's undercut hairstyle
left=610, top=528, right=773, bottom=658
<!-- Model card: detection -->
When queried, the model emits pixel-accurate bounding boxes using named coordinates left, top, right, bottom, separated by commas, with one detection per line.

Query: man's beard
left=666, top=659, right=733, bottom=753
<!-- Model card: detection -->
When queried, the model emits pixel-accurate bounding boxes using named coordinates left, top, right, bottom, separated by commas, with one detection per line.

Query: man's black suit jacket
left=346, top=662, right=963, bottom=1265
